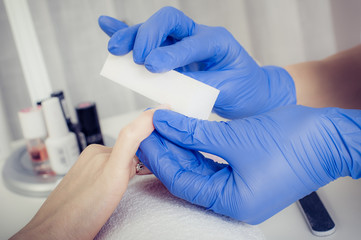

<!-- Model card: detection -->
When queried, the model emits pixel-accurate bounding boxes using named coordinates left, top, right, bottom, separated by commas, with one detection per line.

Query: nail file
left=100, top=53, right=220, bottom=120
left=298, top=191, right=336, bottom=237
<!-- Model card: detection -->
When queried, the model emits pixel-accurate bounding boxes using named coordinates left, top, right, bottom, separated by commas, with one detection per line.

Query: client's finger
left=107, top=109, right=155, bottom=174
left=107, top=105, right=169, bottom=176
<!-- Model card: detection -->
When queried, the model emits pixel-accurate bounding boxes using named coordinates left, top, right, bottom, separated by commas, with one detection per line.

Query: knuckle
left=159, top=6, right=179, bottom=15
left=214, top=26, right=233, bottom=42
left=119, top=126, right=136, bottom=141
left=79, top=144, right=111, bottom=164
left=93, top=152, right=111, bottom=162
left=214, top=26, right=229, bottom=35
left=82, top=144, right=107, bottom=156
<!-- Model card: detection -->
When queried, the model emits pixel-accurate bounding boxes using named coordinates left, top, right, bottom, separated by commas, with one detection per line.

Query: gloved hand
left=98, top=7, right=296, bottom=119
left=136, top=106, right=361, bottom=224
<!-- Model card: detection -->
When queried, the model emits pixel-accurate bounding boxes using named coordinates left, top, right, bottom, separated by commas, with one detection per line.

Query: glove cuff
left=261, top=66, right=297, bottom=111
left=326, top=108, right=361, bottom=179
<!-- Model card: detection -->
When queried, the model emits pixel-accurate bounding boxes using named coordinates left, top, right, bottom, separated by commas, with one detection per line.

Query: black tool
left=298, top=191, right=336, bottom=237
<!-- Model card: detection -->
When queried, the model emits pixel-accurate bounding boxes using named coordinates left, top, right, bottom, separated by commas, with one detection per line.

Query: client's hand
left=11, top=109, right=157, bottom=240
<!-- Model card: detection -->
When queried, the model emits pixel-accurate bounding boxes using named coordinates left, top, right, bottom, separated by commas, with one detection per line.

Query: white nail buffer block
left=100, top=53, right=219, bottom=120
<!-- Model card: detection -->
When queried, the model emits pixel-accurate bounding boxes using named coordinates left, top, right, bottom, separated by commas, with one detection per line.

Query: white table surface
left=1, top=111, right=360, bottom=240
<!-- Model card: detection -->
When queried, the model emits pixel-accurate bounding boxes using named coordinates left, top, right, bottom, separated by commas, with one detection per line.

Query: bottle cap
left=76, top=102, right=102, bottom=140
left=18, top=107, right=47, bottom=139
left=50, top=90, right=65, bottom=99
left=50, top=90, right=72, bottom=129
left=42, top=97, right=69, bottom=138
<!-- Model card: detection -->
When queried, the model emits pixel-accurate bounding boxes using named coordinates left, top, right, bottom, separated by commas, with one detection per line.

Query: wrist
left=10, top=222, right=57, bottom=240
left=326, top=108, right=361, bottom=179
left=261, top=66, right=297, bottom=111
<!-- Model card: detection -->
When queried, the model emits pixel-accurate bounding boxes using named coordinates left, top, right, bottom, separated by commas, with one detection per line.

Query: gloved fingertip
left=98, top=15, right=105, bottom=22
left=98, top=15, right=110, bottom=26
left=144, top=63, right=162, bottom=73
left=98, top=17, right=113, bottom=37
left=145, top=50, right=174, bottom=73
left=108, top=41, right=130, bottom=56
left=98, top=15, right=128, bottom=27
left=108, top=37, right=119, bottom=52
left=132, top=54, right=145, bottom=65
left=108, top=45, right=122, bottom=55
left=98, top=15, right=129, bottom=37
left=98, top=15, right=112, bottom=22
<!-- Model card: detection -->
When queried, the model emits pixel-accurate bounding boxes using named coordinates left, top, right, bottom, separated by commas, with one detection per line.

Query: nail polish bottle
left=76, top=102, right=104, bottom=146
left=50, top=90, right=72, bottom=130
left=51, top=90, right=86, bottom=152
left=18, top=107, right=55, bottom=176
left=42, top=97, right=80, bottom=175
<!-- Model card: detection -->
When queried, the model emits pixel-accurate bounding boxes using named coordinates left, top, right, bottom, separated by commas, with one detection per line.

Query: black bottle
left=76, top=102, right=104, bottom=146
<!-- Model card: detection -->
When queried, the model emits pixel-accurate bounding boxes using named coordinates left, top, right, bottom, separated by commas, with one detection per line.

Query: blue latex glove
left=137, top=106, right=361, bottom=224
left=98, top=7, right=296, bottom=119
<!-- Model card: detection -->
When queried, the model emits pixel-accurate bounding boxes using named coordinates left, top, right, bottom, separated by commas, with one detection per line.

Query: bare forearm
left=285, top=44, right=361, bottom=109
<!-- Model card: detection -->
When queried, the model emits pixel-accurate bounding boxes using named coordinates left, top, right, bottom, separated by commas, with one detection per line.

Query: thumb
left=153, top=109, right=229, bottom=158
left=137, top=131, right=230, bottom=211
left=98, top=15, right=128, bottom=37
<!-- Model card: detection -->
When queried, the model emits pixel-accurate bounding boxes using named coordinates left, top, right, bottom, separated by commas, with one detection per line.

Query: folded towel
left=95, top=175, right=265, bottom=240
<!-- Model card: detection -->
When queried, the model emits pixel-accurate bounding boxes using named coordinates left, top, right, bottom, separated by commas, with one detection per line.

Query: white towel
left=95, top=175, right=265, bottom=240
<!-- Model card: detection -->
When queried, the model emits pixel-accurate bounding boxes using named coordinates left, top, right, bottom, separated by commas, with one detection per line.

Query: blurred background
left=0, top=0, right=360, bottom=143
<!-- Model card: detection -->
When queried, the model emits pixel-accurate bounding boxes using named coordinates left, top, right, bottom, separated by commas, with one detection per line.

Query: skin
left=285, top=44, right=361, bottom=110
left=10, top=108, right=158, bottom=240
